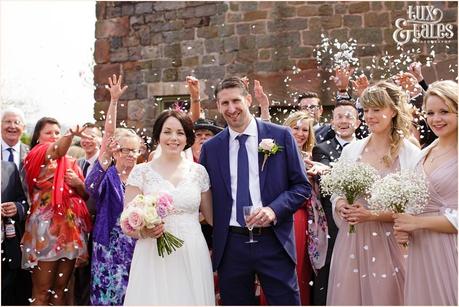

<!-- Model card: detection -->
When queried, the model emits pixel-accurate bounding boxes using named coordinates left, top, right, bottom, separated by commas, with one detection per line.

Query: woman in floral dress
left=22, top=118, right=92, bottom=305
left=85, top=75, right=141, bottom=305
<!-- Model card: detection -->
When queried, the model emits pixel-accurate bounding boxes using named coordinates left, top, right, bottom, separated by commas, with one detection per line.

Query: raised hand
left=351, top=74, right=369, bottom=98
left=254, top=80, right=269, bottom=107
left=241, top=76, right=250, bottom=89
left=186, top=76, right=200, bottom=100
left=393, top=72, right=421, bottom=98
left=65, top=125, right=92, bottom=139
left=108, top=74, right=128, bottom=102
left=408, top=62, right=424, bottom=82
left=334, top=65, right=355, bottom=91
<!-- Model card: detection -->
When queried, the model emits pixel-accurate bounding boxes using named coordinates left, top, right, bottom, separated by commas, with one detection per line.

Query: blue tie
left=236, top=134, right=252, bottom=226
left=6, top=148, right=14, bottom=162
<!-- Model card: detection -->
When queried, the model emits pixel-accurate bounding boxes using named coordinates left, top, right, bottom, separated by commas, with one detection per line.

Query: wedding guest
left=200, top=77, right=311, bottom=305
left=311, top=100, right=360, bottom=305
left=393, top=80, right=458, bottom=305
left=1, top=107, right=29, bottom=171
left=67, top=123, right=102, bottom=305
left=283, top=111, right=328, bottom=305
left=1, top=161, right=29, bottom=306
left=123, top=109, right=214, bottom=305
left=1, top=108, right=32, bottom=305
left=297, top=92, right=334, bottom=143
left=22, top=117, right=92, bottom=305
left=85, top=75, right=139, bottom=305
left=327, top=81, right=420, bottom=305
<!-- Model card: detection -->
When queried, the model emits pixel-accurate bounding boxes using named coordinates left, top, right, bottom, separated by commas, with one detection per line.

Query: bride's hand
left=142, top=223, right=165, bottom=239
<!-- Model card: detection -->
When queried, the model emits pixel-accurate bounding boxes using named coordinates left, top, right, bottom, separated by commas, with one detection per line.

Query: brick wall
left=93, top=1, right=458, bottom=131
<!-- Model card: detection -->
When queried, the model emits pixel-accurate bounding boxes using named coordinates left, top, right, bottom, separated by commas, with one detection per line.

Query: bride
left=123, top=110, right=214, bottom=305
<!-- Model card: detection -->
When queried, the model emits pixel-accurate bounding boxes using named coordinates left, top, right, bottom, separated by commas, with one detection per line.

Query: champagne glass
left=243, top=206, right=258, bottom=244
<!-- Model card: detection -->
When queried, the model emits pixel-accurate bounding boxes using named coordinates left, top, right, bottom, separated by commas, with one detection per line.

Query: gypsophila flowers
left=320, top=159, right=379, bottom=233
left=368, top=170, right=429, bottom=215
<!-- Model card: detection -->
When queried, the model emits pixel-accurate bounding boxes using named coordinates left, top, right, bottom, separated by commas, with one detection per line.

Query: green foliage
left=20, top=133, right=31, bottom=145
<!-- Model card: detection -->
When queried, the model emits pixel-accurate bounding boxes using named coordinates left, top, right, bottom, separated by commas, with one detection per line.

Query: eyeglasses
left=2, top=120, right=23, bottom=126
left=300, top=105, right=320, bottom=111
left=118, top=148, right=141, bottom=156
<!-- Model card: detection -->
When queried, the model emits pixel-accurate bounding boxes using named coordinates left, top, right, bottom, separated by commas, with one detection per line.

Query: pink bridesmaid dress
left=404, top=156, right=458, bottom=305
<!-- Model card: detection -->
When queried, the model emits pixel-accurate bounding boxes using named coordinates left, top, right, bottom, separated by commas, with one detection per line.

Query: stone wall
left=93, top=1, right=458, bottom=132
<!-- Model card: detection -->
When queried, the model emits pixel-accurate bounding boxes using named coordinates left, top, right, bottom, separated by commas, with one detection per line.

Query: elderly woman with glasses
left=84, top=75, right=142, bottom=305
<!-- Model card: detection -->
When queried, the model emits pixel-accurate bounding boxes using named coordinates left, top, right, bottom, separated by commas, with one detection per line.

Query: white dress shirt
left=1, top=139, right=21, bottom=169
left=335, top=135, right=355, bottom=148
left=85, top=151, right=99, bottom=176
left=228, top=117, right=263, bottom=227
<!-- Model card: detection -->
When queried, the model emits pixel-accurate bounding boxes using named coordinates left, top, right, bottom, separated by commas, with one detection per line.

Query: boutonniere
left=258, top=139, right=282, bottom=171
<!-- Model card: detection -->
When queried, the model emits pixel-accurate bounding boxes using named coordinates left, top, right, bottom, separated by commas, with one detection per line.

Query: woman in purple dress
left=85, top=75, right=141, bottom=305
left=394, top=80, right=458, bottom=305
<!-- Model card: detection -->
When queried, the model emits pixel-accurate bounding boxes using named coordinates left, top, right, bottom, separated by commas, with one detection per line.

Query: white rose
left=144, top=206, right=161, bottom=228
left=259, top=139, right=275, bottom=151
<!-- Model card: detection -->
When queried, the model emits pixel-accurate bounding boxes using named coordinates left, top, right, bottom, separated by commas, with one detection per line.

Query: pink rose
left=127, top=208, right=145, bottom=230
left=259, top=138, right=275, bottom=151
left=120, top=217, right=135, bottom=235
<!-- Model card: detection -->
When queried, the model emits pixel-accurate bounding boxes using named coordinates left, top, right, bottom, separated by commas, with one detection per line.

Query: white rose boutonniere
left=258, top=138, right=282, bottom=171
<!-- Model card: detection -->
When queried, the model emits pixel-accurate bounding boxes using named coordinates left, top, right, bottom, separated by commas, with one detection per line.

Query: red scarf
left=24, top=143, right=92, bottom=231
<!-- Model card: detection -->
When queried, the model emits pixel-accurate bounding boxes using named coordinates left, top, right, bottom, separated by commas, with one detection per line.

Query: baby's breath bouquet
left=368, top=170, right=428, bottom=214
left=320, top=159, right=379, bottom=233
left=368, top=170, right=429, bottom=246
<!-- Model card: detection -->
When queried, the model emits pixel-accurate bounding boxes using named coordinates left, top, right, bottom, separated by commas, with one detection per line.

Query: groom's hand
left=246, top=207, right=276, bottom=227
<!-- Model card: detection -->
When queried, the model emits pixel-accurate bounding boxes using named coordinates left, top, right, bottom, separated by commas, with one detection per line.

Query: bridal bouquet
left=320, top=159, right=379, bottom=233
left=120, top=193, right=184, bottom=257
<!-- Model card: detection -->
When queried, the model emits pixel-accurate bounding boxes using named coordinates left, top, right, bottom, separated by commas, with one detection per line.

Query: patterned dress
left=85, top=161, right=136, bottom=306
left=21, top=160, right=89, bottom=269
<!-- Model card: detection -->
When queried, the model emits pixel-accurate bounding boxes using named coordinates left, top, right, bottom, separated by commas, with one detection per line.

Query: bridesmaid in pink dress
left=327, top=81, right=421, bottom=305
left=394, top=80, right=458, bottom=305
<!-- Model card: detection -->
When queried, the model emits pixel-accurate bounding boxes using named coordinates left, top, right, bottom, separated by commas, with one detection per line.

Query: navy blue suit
left=200, top=119, right=311, bottom=305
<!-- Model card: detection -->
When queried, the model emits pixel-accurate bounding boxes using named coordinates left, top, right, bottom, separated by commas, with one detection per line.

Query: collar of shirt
left=228, top=116, right=257, bottom=141
left=86, top=150, right=99, bottom=165
left=1, top=139, right=21, bottom=152
left=313, top=123, right=322, bottom=130
left=335, top=135, right=355, bottom=147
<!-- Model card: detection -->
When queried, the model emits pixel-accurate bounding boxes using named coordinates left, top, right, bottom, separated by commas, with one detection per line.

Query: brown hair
left=152, top=110, right=195, bottom=150
left=214, top=77, right=249, bottom=98
left=30, top=117, right=60, bottom=150
left=297, top=91, right=320, bottom=105
left=360, top=81, right=413, bottom=166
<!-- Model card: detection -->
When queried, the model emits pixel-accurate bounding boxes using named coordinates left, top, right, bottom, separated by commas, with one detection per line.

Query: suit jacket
left=314, top=124, right=335, bottom=144
left=312, top=137, right=343, bottom=166
left=1, top=142, right=29, bottom=170
left=1, top=161, right=29, bottom=269
left=200, top=118, right=311, bottom=271
left=77, top=158, right=97, bottom=217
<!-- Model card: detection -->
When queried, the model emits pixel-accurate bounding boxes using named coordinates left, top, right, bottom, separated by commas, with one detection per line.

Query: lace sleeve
left=126, top=164, right=144, bottom=190
left=195, top=164, right=210, bottom=192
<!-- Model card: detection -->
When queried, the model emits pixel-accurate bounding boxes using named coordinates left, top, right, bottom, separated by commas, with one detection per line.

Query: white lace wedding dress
left=123, top=160, right=215, bottom=306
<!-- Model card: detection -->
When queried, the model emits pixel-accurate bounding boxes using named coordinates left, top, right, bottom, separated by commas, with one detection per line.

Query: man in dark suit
left=297, top=92, right=335, bottom=143
left=200, top=77, right=311, bottom=305
left=1, top=108, right=29, bottom=193
left=311, top=100, right=360, bottom=305
left=70, top=123, right=101, bottom=305
left=1, top=161, right=31, bottom=306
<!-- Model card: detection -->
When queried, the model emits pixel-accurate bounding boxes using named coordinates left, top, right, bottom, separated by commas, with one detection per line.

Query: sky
left=0, top=0, right=96, bottom=132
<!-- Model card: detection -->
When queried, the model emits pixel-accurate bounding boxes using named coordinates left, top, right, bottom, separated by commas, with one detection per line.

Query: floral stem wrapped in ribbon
left=368, top=170, right=429, bottom=247
left=320, top=159, right=379, bottom=233
left=120, top=192, right=184, bottom=257
left=258, top=138, right=282, bottom=171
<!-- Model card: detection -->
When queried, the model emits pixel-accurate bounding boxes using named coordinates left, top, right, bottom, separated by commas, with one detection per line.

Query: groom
left=200, top=77, right=311, bottom=305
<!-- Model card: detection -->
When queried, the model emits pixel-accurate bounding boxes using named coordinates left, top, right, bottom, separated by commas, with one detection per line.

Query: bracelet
left=191, top=98, right=200, bottom=103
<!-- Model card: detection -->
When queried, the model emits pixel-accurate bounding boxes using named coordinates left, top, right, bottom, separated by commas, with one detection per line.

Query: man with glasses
left=1, top=108, right=29, bottom=170
left=297, top=92, right=335, bottom=143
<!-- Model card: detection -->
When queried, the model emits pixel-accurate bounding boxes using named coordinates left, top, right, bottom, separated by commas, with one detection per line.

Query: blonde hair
left=360, top=81, right=413, bottom=166
left=283, top=111, right=316, bottom=153
left=423, top=80, right=458, bottom=113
